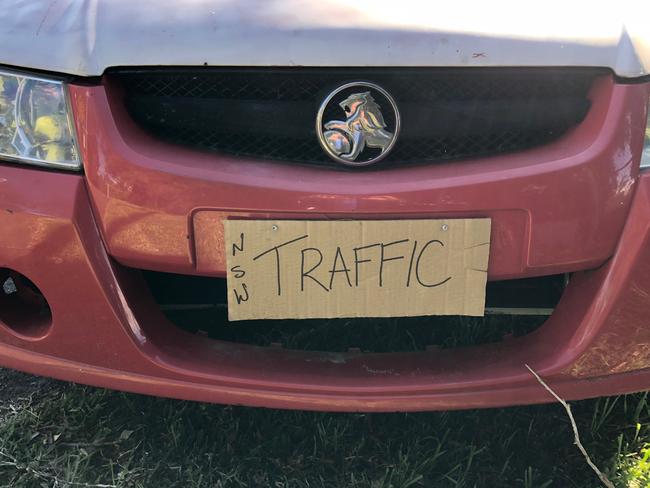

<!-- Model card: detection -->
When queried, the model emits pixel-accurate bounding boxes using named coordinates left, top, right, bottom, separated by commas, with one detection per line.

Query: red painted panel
left=71, top=77, right=649, bottom=280
left=0, top=161, right=650, bottom=411
left=0, top=78, right=649, bottom=411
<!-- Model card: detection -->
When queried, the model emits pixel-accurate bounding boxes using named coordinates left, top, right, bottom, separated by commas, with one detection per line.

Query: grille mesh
left=113, top=68, right=601, bottom=168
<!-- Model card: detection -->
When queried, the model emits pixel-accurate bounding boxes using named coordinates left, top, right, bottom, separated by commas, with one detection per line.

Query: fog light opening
left=0, top=269, right=52, bottom=339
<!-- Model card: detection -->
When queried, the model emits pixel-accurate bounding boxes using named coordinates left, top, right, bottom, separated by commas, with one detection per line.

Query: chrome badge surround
left=316, top=82, right=400, bottom=166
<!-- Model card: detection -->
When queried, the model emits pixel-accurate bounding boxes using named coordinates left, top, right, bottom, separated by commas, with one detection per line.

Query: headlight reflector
left=0, top=70, right=79, bottom=170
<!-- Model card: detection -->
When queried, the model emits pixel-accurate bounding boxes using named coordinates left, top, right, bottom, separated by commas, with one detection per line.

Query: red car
left=1, top=1, right=650, bottom=411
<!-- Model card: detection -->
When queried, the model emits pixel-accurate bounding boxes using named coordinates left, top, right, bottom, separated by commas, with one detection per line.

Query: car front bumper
left=0, top=76, right=649, bottom=412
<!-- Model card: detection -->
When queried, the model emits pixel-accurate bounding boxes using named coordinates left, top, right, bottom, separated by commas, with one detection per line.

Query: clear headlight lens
left=643, top=99, right=650, bottom=169
left=0, top=69, right=79, bottom=170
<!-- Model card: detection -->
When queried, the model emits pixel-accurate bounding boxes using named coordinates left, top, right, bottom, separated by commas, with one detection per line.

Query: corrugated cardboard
left=224, top=219, right=491, bottom=321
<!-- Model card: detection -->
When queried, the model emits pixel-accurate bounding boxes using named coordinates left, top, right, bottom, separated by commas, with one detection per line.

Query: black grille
left=141, top=270, right=565, bottom=354
left=112, top=68, right=602, bottom=168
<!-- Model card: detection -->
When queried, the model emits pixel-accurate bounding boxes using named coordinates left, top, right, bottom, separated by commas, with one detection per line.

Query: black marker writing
left=253, top=234, right=309, bottom=296
left=230, top=265, right=245, bottom=279
left=232, top=232, right=244, bottom=256
left=406, top=239, right=418, bottom=287
left=233, top=283, right=249, bottom=304
left=328, top=246, right=353, bottom=290
left=231, top=233, right=248, bottom=306
left=378, top=238, right=408, bottom=287
left=353, top=243, right=381, bottom=287
left=301, top=248, right=329, bottom=292
left=415, top=239, right=452, bottom=288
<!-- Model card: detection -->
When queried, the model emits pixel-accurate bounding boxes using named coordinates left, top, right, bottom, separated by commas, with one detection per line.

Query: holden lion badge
left=316, top=82, right=400, bottom=167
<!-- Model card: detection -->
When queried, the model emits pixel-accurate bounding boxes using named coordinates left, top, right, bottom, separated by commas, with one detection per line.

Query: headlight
left=0, top=69, right=80, bottom=170
left=642, top=96, right=650, bottom=169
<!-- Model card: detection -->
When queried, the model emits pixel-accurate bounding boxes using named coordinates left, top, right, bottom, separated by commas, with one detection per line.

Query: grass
left=1, top=369, right=650, bottom=487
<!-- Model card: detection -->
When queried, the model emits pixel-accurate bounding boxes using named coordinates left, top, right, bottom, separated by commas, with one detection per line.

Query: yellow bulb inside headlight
left=0, top=69, right=80, bottom=170
left=34, top=115, right=67, bottom=142
left=41, top=143, right=67, bottom=162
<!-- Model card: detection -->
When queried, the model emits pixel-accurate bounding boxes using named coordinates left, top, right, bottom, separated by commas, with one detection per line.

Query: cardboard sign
left=224, top=219, right=491, bottom=321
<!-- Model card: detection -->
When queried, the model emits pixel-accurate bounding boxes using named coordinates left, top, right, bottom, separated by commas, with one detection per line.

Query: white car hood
left=1, top=0, right=649, bottom=78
